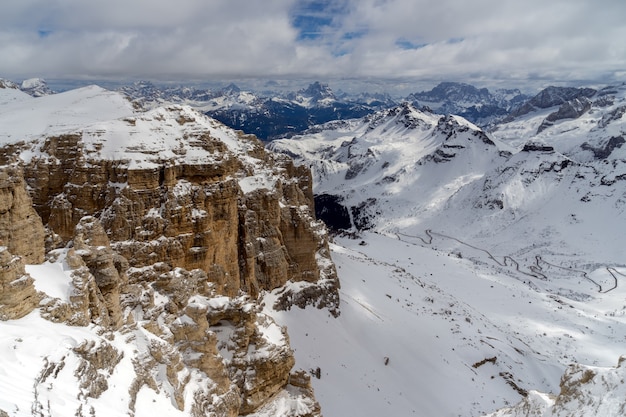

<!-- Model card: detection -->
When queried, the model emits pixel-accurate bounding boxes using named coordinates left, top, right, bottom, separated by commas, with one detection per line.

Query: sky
left=1, top=0, right=625, bottom=92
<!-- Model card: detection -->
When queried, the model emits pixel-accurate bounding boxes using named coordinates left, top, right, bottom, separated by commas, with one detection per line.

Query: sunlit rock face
left=0, top=88, right=335, bottom=416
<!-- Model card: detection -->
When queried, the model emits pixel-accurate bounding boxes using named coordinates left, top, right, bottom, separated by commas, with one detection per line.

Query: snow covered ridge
left=0, top=77, right=53, bottom=97
left=267, top=86, right=626, bottom=416
left=0, top=85, right=339, bottom=416
left=0, top=84, right=257, bottom=167
left=267, top=101, right=511, bottom=232
left=118, top=80, right=385, bottom=141
left=269, top=83, right=626, bottom=261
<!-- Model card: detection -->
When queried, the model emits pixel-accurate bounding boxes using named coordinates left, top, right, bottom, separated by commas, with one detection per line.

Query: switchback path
left=396, top=230, right=622, bottom=294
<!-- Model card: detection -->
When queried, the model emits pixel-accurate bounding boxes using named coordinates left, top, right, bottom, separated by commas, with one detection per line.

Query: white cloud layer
left=1, top=0, right=624, bottom=87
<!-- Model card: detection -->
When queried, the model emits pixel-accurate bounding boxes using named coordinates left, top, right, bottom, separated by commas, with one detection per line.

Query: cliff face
left=10, top=104, right=338, bottom=309
left=0, top=94, right=336, bottom=417
left=0, top=165, right=44, bottom=320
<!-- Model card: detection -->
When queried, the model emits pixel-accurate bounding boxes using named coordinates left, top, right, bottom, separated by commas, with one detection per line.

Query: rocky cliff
left=484, top=357, right=626, bottom=417
left=0, top=87, right=337, bottom=417
left=0, top=165, right=44, bottom=320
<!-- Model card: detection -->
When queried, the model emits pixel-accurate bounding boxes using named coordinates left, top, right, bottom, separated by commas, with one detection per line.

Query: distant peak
left=20, top=78, right=54, bottom=97
left=530, top=86, right=596, bottom=108
left=301, top=81, right=335, bottom=100
left=221, top=83, right=241, bottom=95
left=418, top=81, right=491, bottom=100
left=130, top=80, right=156, bottom=88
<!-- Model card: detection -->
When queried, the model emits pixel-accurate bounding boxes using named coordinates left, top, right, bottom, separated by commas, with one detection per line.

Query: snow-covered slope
left=269, top=102, right=512, bottom=231
left=0, top=85, right=136, bottom=144
left=265, top=233, right=626, bottom=416
left=0, top=81, right=32, bottom=106
left=267, top=85, right=626, bottom=416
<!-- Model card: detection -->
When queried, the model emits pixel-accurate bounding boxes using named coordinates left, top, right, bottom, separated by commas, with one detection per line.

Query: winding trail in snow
left=396, top=230, right=621, bottom=293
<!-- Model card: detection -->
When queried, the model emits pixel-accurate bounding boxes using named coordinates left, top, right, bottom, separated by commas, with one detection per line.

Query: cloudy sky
left=1, top=0, right=625, bottom=90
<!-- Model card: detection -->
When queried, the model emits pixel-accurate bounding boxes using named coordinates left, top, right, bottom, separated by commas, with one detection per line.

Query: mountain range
left=118, top=80, right=387, bottom=140
left=268, top=82, right=626, bottom=416
left=115, top=80, right=529, bottom=139
left=1, top=75, right=625, bottom=416
left=1, top=77, right=532, bottom=139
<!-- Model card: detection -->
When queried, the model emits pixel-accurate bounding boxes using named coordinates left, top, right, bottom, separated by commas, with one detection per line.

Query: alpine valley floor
left=265, top=232, right=626, bottom=417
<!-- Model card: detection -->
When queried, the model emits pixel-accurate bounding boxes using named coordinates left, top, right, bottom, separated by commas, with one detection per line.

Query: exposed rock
left=597, top=105, right=626, bottom=129
left=510, top=86, right=597, bottom=120
left=150, top=297, right=242, bottom=417
left=72, top=216, right=126, bottom=328
left=0, top=165, right=45, bottom=264
left=0, top=99, right=337, bottom=416
left=537, top=97, right=592, bottom=133
left=72, top=340, right=124, bottom=399
left=20, top=78, right=54, bottom=97
left=0, top=165, right=45, bottom=320
left=522, top=142, right=555, bottom=153
left=581, top=136, right=625, bottom=160
left=42, top=247, right=111, bottom=326
left=484, top=357, right=626, bottom=417
left=0, top=247, right=41, bottom=320
left=3, top=105, right=339, bottom=311
left=207, top=298, right=296, bottom=413
left=0, top=79, right=20, bottom=89
left=248, top=370, right=322, bottom=417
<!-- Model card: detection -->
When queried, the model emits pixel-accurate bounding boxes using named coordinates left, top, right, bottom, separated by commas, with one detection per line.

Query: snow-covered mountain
left=118, top=81, right=387, bottom=141
left=0, top=84, right=339, bottom=417
left=3, top=78, right=625, bottom=417
left=19, top=78, right=54, bottom=97
left=407, top=81, right=529, bottom=126
left=268, top=102, right=512, bottom=232
left=268, top=84, right=626, bottom=416
left=0, top=77, right=54, bottom=98
left=120, top=80, right=529, bottom=139
left=271, top=83, right=626, bottom=262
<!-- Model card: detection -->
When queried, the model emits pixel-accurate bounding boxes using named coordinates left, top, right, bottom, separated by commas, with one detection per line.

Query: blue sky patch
left=38, top=29, right=53, bottom=38
left=395, top=38, right=428, bottom=50
left=446, top=37, right=465, bottom=44
left=290, top=0, right=349, bottom=41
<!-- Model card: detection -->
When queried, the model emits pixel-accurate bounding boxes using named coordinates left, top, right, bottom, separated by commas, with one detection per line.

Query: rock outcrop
left=509, top=86, right=597, bottom=119
left=0, top=165, right=45, bottom=264
left=11, top=106, right=338, bottom=307
left=0, top=93, right=334, bottom=416
left=0, top=246, right=41, bottom=320
left=0, top=165, right=44, bottom=320
left=537, top=97, right=592, bottom=133
left=484, top=357, right=626, bottom=417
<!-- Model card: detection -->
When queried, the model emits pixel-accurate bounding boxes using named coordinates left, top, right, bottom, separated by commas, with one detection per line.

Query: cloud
left=1, top=0, right=624, bottom=87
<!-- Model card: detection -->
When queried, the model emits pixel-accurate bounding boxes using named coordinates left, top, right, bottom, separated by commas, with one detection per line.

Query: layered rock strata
left=0, top=165, right=44, bottom=319
left=11, top=107, right=338, bottom=308
left=0, top=98, right=334, bottom=416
